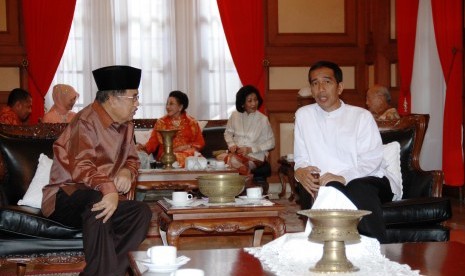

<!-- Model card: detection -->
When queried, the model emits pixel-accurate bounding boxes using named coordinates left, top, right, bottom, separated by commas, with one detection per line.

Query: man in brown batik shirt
left=41, top=65, right=151, bottom=276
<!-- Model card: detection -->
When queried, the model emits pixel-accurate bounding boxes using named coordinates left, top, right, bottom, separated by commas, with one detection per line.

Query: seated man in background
left=366, top=84, right=400, bottom=120
left=0, top=88, right=32, bottom=125
left=41, top=65, right=152, bottom=276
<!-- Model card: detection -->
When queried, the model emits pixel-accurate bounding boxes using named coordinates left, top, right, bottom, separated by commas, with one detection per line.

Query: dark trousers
left=297, top=176, right=393, bottom=243
left=49, top=189, right=152, bottom=276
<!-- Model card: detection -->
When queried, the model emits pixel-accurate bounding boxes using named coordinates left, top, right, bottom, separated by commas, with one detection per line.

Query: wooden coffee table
left=157, top=199, right=286, bottom=247
left=136, top=168, right=238, bottom=200
left=129, top=241, right=465, bottom=276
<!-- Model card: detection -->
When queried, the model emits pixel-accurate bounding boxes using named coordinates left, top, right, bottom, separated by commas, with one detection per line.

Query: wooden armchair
left=377, top=114, right=451, bottom=243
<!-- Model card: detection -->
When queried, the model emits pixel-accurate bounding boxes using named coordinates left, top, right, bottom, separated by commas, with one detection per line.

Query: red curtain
left=431, top=0, right=464, bottom=186
left=22, top=0, right=76, bottom=124
left=216, top=0, right=265, bottom=110
left=395, top=0, right=419, bottom=115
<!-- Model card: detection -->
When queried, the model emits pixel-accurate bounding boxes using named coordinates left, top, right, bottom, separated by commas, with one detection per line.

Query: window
left=46, top=0, right=240, bottom=120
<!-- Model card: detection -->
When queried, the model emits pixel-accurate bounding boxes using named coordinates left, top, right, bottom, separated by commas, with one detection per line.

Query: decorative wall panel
left=0, top=0, right=6, bottom=31
left=268, top=0, right=357, bottom=46
left=0, top=0, right=20, bottom=45
left=269, top=66, right=356, bottom=90
left=0, top=67, right=19, bottom=90
left=278, top=0, right=344, bottom=33
left=269, top=67, right=309, bottom=90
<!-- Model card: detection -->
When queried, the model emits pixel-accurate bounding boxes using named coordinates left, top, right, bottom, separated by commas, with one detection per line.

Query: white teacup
left=215, top=160, right=226, bottom=169
left=172, top=191, right=193, bottom=203
left=246, top=187, right=263, bottom=199
left=175, top=269, right=205, bottom=276
left=287, top=153, right=294, bottom=160
left=147, top=245, right=177, bottom=266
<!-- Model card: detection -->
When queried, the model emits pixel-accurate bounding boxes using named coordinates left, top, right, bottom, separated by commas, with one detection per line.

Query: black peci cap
left=92, top=65, right=141, bottom=91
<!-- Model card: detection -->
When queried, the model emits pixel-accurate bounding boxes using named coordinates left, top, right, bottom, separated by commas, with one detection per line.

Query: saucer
left=238, top=195, right=265, bottom=202
left=171, top=200, right=193, bottom=207
left=164, top=197, right=194, bottom=207
left=140, top=256, right=190, bottom=272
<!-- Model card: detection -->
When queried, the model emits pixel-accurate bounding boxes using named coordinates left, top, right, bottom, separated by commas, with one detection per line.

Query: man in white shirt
left=294, top=60, right=394, bottom=243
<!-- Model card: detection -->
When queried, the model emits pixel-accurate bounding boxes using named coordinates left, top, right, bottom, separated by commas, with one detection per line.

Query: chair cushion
left=383, top=197, right=451, bottom=227
left=385, top=225, right=449, bottom=243
left=17, top=154, right=53, bottom=208
left=0, top=206, right=82, bottom=239
left=0, top=132, right=56, bottom=205
left=380, top=127, right=416, bottom=197
left=0, top=235, right=83, bottom=256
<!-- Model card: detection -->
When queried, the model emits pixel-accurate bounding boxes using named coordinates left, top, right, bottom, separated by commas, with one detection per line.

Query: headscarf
left=42, top=84, right=79, bottom=123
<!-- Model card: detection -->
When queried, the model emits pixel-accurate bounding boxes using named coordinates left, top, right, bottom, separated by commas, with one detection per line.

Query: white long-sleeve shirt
left=224, top=111, right=275, bottom=161
left=294, top=101, right=402, bottom=200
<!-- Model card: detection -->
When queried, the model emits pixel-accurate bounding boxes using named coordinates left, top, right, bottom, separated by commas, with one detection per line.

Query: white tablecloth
left=245, top=187, right=422, bottom=276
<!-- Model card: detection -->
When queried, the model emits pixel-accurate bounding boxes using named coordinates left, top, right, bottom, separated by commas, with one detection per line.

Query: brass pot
left=197, top=174, right=245, bottom=203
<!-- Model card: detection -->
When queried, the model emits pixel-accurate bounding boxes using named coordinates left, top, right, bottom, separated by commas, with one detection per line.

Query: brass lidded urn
left=157, top=129, right=178, bottom=169
left=297, top=209, right=371, bottom=273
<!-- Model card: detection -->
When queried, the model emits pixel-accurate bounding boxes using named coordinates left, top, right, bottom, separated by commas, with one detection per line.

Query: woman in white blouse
left=219, top=85, right=275, bottom=176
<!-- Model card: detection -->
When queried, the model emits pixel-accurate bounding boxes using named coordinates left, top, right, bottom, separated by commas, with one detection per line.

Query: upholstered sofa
left=0, top=123, right=82, bottom=257
left=295, top=114, right=452, bottom=243
left=0, top=119, right=271, bottom=257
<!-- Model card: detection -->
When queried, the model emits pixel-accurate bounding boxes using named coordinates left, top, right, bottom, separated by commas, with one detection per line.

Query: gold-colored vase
left=157, top=129, right=178, bottom=169
left=297, top=209, right=371, bottom=273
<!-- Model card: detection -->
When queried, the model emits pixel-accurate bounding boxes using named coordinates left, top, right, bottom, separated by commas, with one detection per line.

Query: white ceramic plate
left=140, top=256, right=190, bottom=272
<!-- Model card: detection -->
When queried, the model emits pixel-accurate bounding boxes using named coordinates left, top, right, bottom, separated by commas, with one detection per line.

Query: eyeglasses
left=117, top=95, right=139, bottom=103
left=310, top=79, right=337, bottom=89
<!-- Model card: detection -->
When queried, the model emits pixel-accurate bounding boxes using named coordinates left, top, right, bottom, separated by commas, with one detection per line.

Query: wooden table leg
left=288, top=173, right=297, bottom=202
left=267, top=217, right=286, bottom=239
left=253, top=228, right=265, bottom=247
left=278, top=167, right=287, bottom=199
left=166, top=222, right=191, bottom=248
left=16, top=263, right=26, bottom=276
left=159, top=227, right=168, bottom=245
left=158, top=211, right=176, bottom=246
